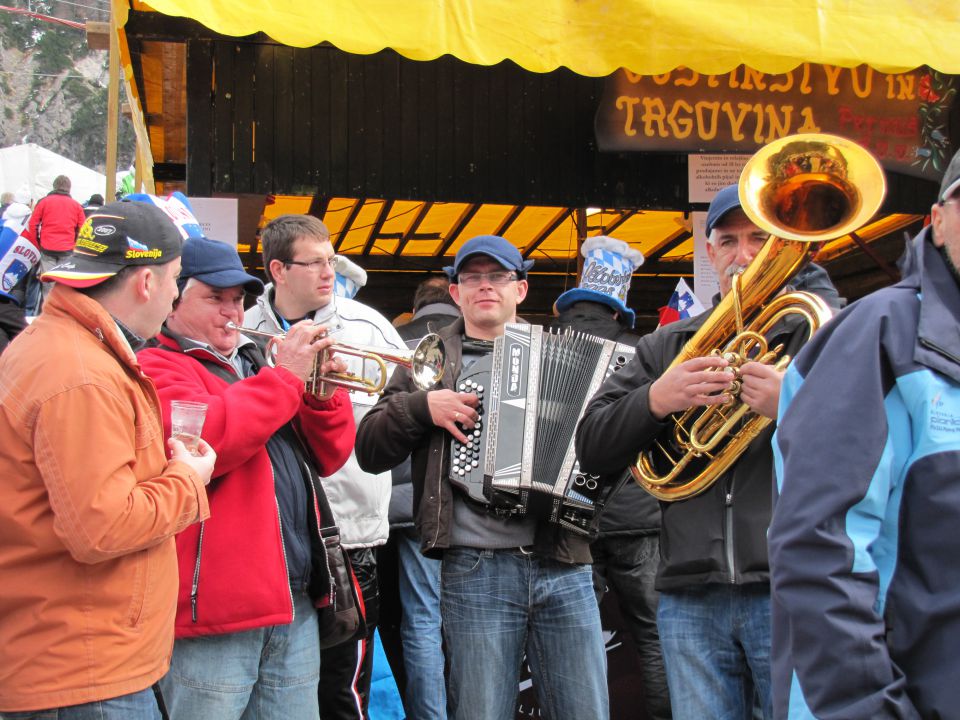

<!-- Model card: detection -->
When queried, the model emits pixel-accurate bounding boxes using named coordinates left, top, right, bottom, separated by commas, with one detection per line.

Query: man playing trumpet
left=244, top=214, right=407, bottom=718
left=137, top=235, right=355, bottom=720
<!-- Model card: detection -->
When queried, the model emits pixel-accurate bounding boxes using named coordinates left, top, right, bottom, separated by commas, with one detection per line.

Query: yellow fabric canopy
left=130, top=0, right=960, bottom=75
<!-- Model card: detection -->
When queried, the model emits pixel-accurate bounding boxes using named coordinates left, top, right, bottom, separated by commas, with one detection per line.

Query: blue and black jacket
left=770, top=227, right=960, bottom=719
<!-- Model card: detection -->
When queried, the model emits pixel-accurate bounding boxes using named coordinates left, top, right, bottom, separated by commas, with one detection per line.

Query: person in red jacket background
left=27, top=174, right=85, bottom=309
left=138, top=235, right=356, bottom=720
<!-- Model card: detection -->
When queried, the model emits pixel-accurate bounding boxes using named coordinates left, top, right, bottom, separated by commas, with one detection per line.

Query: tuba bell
left=631, top=133, right=886, bottom=502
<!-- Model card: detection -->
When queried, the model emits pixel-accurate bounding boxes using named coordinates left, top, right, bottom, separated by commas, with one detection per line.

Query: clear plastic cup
left=169, top=401, right=208, bottom=456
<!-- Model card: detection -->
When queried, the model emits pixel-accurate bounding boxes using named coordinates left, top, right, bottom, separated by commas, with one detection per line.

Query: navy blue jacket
left=770, top=228, right=960, bottom=719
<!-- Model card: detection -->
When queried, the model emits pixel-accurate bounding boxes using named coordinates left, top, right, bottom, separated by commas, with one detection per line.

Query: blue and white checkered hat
left=554, top=236, right=644, bottom=327
left=333, top=255, right=367, bottom=299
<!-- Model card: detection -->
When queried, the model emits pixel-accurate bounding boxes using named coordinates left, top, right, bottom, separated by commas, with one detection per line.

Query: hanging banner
left=595, top=64, right=956, bottom=180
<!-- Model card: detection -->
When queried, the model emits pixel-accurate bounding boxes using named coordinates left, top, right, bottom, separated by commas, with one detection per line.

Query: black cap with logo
left=42, top=200, right=183, bottom=288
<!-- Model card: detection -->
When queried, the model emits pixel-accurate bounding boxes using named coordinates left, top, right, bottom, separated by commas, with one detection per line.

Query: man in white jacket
left=245, top=214, right=405, bottom=719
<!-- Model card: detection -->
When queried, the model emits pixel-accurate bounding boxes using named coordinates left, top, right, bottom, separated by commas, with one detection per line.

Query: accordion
left=449, top=323, right=635, bottom=536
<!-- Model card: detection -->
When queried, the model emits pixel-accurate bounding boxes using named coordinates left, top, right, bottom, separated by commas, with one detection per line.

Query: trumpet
left=225, top=322, right=445, bottom=395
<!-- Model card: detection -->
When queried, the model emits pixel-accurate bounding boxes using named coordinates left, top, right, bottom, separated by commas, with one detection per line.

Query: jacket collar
left=909, top=227, right=960, bottom=382
left=437, top=317, right=466, bottom=390
left=42, top=284, right=140, bottom=370
left=156, top=325, right=256, bottom=375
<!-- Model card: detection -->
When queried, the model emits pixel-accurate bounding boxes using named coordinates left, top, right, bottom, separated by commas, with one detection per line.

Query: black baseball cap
left=42, top=200, right=183, bottom=288
left=939, top=147, right=960, bottom=203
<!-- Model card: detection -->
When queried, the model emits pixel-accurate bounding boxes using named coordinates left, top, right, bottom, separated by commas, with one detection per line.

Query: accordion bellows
left=450, top=324, right=635, bottom=535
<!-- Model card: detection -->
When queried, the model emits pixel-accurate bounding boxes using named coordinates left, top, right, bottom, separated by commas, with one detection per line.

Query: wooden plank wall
left=185, top=41, right=688, bottom=209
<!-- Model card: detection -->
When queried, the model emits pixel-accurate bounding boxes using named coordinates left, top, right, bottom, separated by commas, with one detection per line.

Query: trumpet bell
left=410, top=333, right=446, bottom=391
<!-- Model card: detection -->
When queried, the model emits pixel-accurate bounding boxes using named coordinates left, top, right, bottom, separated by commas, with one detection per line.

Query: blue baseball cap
left=443, top=235, right=535, bottom=279
left=705, top=184, right=743, bottom=235
left=179, top=236, right=264, bottom=295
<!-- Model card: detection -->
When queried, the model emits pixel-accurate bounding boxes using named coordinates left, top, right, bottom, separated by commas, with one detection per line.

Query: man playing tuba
left=576, top=183, right=843, bottom=720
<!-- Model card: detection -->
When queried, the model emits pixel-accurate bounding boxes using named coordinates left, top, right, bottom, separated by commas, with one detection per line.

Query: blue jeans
left=657, top=584, right=772, bottom=720
left=396, top=529, right=446, bottom=719
left=441, top=547, right=609, bottom=720
left=159, top=591, right=320, bottom=720
left=0, top=687, right=160, bottom=719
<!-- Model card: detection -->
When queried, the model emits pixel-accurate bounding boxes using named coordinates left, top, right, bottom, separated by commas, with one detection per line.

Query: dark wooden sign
left=596, top=64, right=956, bottom=180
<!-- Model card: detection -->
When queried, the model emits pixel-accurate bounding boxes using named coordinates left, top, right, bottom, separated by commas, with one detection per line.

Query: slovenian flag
left=657, top=278, right=706, bottom=327
left=0, top=218, right=40, bottom=303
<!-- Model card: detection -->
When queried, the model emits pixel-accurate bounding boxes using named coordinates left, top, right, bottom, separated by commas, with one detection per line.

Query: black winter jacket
left=388, top=303, right=460, bottom=527
left=551, top=301, right=660, bottom=535
left=575, top=273, right=838, bottom=590
left=357, top=317, right=594, bottom=564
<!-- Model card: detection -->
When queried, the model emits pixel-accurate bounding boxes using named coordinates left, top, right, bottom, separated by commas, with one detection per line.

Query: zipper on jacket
left=920, top=337, right=960, bottom=366
left=724, top=488, right=736, bottom=584
left=431, top=439, right=446, bottom=549
left=274, top=488, right=296, bottom=623
left=291, top=424, right=337, bottom=605
left=191, top=522, right=205, bottom=622
left=304, top=457, right=336, bottom=606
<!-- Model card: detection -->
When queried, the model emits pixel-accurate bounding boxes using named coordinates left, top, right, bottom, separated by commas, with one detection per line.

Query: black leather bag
left=317, top=524, right=365, bottom=649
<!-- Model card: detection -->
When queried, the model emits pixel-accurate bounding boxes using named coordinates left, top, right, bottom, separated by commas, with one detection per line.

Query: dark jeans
left=319, top=547, right=380, bottom=719
left=0, top=299, right=27, bottom=354
left=592, top=533, right=672, bottom=720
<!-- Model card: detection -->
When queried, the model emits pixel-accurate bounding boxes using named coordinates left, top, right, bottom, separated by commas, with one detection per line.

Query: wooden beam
left=86, top=21, right=109, bottom=50
left=395, top=202, right=433, bottom=255
left=309, top=195, right=330, bottom=220
left=494, top=205, right=525, bottom=236
left=849, top=231, right=900, bottom=281
left=601, top=209, right=638, bottom=236
left=522, top=208, right=572, bottom=257
left=105, top=8, right=119, bottom=201
left=333, top=199, right=365, bottom=251
left=436, top=204, right=480, bottom=256
left=363, top=200, right=395, bottom=254
left=645, top=227, right=693, bottom=262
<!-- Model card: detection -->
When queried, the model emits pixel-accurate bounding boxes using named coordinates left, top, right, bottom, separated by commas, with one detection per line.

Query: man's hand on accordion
left=427, top=390, right=480, bottom=444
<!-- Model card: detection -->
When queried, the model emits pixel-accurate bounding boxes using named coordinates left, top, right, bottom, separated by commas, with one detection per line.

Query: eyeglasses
left=284, top=256, right=339, bottom=272
left=456, top=271, right=519, bottom=287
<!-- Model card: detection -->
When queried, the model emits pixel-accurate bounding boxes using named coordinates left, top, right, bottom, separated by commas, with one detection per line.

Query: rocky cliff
left=0, top=0, right=135, bottom=174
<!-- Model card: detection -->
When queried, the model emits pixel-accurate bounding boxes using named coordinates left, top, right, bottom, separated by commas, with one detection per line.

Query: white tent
left=0, top=143, right=107, bottom=206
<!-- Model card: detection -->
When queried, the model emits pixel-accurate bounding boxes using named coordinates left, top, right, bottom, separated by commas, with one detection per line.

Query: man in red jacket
left=28, top=174, right=85, bottom=307
left=138, top=235, right=356, bottom=720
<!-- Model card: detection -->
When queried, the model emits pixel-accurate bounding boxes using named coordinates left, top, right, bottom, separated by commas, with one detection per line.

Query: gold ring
left=455, top=412, right=461, bottom=421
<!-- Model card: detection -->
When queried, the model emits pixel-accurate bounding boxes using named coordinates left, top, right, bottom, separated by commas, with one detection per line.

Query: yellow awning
left=129, top=0, right=960, bottom=75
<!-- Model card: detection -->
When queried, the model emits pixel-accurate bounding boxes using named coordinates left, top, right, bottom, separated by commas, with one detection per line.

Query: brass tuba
left=631, top=133, right=886, bottom=501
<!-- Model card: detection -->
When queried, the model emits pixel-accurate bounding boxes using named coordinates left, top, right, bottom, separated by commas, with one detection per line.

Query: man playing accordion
left=356, top=234, right=609, bottom=720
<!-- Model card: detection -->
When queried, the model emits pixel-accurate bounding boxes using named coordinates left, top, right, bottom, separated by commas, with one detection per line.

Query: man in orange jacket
left=0, top=200, right=217, bottom=719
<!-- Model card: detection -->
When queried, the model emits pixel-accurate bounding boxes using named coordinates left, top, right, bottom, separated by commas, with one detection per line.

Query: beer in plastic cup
left=170, top=401, right=207, bottom=456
